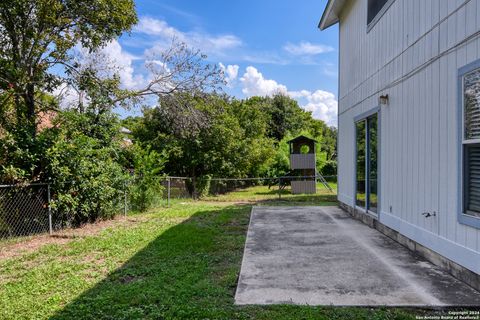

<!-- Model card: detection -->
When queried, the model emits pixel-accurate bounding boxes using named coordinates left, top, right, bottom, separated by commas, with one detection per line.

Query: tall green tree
left=0, top=0, right=138, bottom=137
left=134, top=93, right=275, bottom=195
left=0, top=1, right=223, bottom=183
left=262, top=93, right=310, bottom=141
left=132, top=92, right=338, bottom=184
left=308, top=118, right=337, bottom=161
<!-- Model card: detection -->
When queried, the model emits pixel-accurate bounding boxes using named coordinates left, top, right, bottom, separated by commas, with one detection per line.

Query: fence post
left=47, top=183, right=53, bottom=235
left=278, top=177, right=282, bottom=200
left=167, top=177, right=171, bottom=207
left=124, top=181, right=127, bottom=218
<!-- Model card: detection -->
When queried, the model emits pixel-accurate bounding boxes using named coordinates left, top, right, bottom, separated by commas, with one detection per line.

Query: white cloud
left=53, top=83, right=81, bottom=109
left=288, top=89, right=312, bottom=98
left=240, top=66, right=288, bottom=96
left=133, top=17, right=338, bottom=67
left=98, top=40, right=148, bottom=90
left=283, top=41, right=334, bottom=55
left=219, top=63, right=239, bottom=86
left=55, top=40, right=151, bottom=109
left=206, top=35, right=242, bottom=51
left=134, top=17, right=178, bottom=38
left=239, top=66, right=338, bottom=126
left=75, top=40, right=148, bottom=90
left=241, top=53, right=289, bottom=65
left=134, top=16, right=242, bottom=58
left=301, top=89, right=338, bottom=127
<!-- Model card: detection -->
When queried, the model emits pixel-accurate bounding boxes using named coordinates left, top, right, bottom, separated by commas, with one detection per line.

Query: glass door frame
left=354, top=107, right=381, bottom=217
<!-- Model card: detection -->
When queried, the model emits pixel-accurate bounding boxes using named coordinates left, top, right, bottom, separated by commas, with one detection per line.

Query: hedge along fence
left=0, top=175, right=168, bottom=240
left=0, top=176, right=171, bottom=240
left=0, top=175, right=337, bottom=240
left=0, top=182, right=129, bottom=239
left=0, top=178, right=166, bottom=240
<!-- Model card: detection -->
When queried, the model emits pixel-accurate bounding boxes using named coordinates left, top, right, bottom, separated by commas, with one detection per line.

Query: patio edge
left=338, top=202, right=480, bottom=293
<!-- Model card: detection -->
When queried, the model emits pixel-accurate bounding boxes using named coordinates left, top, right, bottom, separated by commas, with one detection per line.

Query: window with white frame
left=462, top=67, right=480, bottom=218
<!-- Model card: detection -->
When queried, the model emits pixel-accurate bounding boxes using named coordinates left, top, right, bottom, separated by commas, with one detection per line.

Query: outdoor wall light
left=379, top=94, right=389, bottom=105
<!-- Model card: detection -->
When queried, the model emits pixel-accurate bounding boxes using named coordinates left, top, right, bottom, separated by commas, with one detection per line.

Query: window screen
left=463, top=68, right=480, bottom=218
left=464, top=69, right=480, bottom=140
left=367, top=0, right=389, bottom=25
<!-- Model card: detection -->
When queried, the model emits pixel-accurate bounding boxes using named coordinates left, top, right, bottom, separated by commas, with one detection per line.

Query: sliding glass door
left=367, top=115, right=378, bottom=213
left=356, top=121, right=366, bottom=208
left=356, top=113, right=378, bottom=214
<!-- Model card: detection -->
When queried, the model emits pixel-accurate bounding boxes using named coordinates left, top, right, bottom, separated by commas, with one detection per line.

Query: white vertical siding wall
left=337, top=0, right=480, bottom=273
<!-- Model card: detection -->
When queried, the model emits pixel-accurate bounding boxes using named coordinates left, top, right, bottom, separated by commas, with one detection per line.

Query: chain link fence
left=159, top=175, right=337, bottom=202
left=0, top=175, right=336, bottom=240
left=160, top=177, right=192, bottom=204
left=0, top=183, right=51, bottom=239
left=0, top=182, right=127, bottom=240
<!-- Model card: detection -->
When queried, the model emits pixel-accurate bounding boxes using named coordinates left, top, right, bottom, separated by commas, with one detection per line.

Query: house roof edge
left=318, top=0, right=347, bottom=30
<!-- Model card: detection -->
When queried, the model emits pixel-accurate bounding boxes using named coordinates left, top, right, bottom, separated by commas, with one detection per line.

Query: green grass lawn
left=0, top=190, right=419, bottom=319
left=202, top=182, right=338, bottom=205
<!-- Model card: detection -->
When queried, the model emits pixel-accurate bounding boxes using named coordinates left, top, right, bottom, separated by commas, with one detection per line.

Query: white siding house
left=320, top=0, right=480, bottom=286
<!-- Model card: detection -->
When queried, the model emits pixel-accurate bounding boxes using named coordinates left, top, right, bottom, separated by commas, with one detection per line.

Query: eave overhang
left=318, top=0, right=347, bottom=30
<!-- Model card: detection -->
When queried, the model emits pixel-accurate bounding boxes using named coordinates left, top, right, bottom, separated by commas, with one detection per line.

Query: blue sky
left=102, top=0, right=339, bottom=125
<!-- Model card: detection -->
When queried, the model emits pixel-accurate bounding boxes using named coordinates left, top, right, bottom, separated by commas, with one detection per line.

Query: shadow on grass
left=50, top=203, right=416, bottom=320
left=50, top=204, right=253, bottom=320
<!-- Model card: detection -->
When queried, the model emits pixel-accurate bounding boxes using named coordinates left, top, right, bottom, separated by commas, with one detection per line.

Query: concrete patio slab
left=235, top=206, right=480, bottom=306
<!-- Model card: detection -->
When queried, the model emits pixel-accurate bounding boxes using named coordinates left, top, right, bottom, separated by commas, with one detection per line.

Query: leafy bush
left=46, top=133, right=128, bottom=225
left=43, top=111, right=129, bottom=226
left=128, top=146, right=166, bottom=212
left=0, top=125, right=54, bottom=183
left=195, top=175, right=211, bottom=198
left=184, top=175, right=212, bottom=199
left=321, top=160, right=337, bottom=176
left=1, top=108, right=169, bottom=225
left=0, top=164, right=27, bottom=184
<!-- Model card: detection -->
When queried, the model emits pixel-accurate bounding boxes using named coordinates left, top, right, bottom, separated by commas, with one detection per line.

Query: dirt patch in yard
left=0, top=216, right=144, bottom=260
